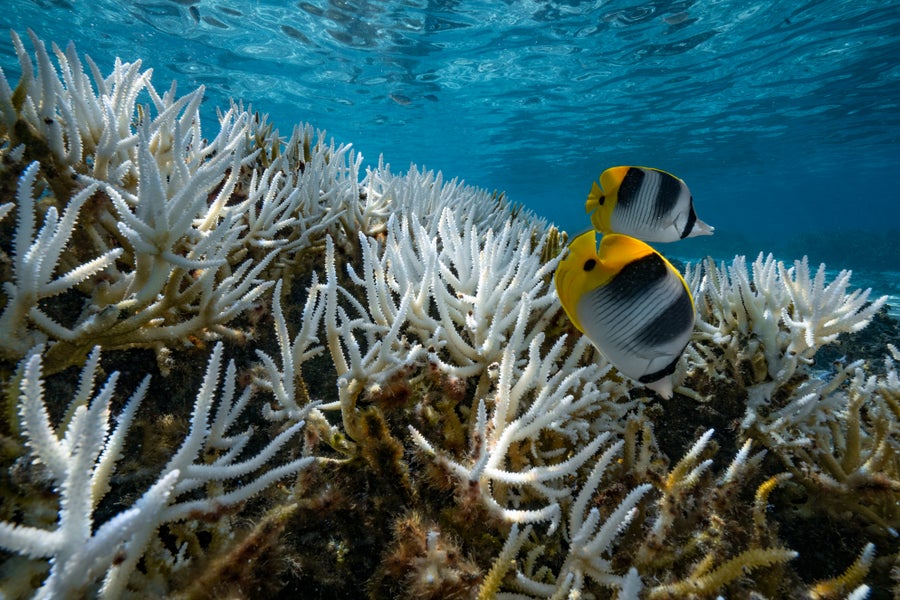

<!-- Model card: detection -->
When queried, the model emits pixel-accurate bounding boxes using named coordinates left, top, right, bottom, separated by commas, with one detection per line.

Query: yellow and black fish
left=586, top=166, right=714, bottom=242
left=554, top=230, right=695, bottom=398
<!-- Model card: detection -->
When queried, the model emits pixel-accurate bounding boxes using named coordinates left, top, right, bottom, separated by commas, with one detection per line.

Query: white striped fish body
left=587, top=166, right=714, bottom=243
left=555, top=231, right=695, bottom=398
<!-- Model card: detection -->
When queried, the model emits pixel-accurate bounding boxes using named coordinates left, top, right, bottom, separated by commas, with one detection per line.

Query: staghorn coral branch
left=507, top=439, right=651, bottom=599
left=0, top=342, right=313, bottom=598
left=410, top=297, right=616, bottom=533
left=253, top=278, right=325, bottom=421
left=779, top=257, right=886, bottom=359
left=479, top=524, right=532, bottom=600
left=808, top=542, right=876, bottom=599
left=0, top=163, right=123, bottom=358
left=687, top=253, right=886, bottom=385
left=647, top=547, right=797, bottom=599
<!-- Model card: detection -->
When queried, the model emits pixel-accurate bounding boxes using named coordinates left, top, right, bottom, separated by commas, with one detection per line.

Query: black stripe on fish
left=680, top=202, right=697, bottom=239
left=655, top=171, right=682, bottom=220
left=634, top=286, right=693, bottom=347
left=581, top=254, right=678, bottom=353
left=596, top=277, right=687, bottom=355
left=603, top=253, right=668, bottom=304
left=616, top=168, right=645, bottom=210
left=638, top=357, right=680, bottom=383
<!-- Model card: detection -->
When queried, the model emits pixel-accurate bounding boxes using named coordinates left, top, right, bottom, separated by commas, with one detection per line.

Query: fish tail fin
left=689, top=219, right=715, bottom=237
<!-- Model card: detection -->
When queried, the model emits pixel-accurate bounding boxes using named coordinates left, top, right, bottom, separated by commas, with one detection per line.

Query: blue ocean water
left=2, top=1, right=899, bottom=302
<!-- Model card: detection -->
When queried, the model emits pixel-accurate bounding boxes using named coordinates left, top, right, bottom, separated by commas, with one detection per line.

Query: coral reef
left=1, top=30, right=898, bottom=599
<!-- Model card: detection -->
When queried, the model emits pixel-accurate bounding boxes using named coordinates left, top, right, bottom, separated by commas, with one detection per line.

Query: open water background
left=1, top=0, right=898, bottom=308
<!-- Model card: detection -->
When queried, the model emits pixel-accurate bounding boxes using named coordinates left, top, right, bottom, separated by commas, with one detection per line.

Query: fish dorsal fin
left=598, top=166, right=631, bottom=196
left=569, top=229, right=600, bottom=255
left=596, top=233, right=655, bottom=274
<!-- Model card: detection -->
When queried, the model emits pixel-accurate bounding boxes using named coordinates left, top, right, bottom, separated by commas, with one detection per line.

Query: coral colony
left=0, top=30, right=897, bottom=599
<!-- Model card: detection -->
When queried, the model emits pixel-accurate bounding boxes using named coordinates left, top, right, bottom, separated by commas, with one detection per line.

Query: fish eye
left=583, top=258, right=596, bottom=271
left=597, top=195, right=605, bottom=205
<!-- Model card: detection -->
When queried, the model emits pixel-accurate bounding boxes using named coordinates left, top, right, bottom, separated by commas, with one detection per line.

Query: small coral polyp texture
left=0, top=30, right=897, bottom=599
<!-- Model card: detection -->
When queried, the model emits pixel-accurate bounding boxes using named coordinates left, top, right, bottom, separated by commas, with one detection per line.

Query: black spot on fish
left=597, top=194, right=605, bottom=205
left=583, top=258, right=597, bottom=272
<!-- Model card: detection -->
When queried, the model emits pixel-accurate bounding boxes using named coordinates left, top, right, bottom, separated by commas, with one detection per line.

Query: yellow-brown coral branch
left=753, top=472, right=791, bottom=541
left=647, top=547, right=797, bottom=599
left=808, top=542, right=875, bottom=599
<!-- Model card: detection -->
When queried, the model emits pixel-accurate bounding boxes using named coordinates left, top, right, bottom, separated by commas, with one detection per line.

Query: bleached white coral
left=253, top=278, right=325, bottom=421
left=0, top=30, right=367, bottom=368
left=687, top=253, right=886, bottom=384
left=504, top=439, right=651, bottom=598
left=3, top=27, right=897, bottom=599
left=361, top=162, right=544, bottom=236
left=780, top=257, right=885, bottom=355
left=0, top=342, right=313, bottom=598
left=0, top=162, right=123, bottom=356
left=227, top=126, right=349, bottom=254
left=1, top=345, right=170, bottom=600
left=410, top=322, right=615, bottom=530
left=322, top=204, right=560, bottom=389
left=684, top=255, right=899, bottom=540
left=0, top=30, right=146, bottom=174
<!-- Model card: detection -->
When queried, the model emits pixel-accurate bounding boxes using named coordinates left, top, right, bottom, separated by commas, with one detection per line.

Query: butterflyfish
left=585, top=166, right=714, bottom=242
left=554, top=230, right=695, bottom=398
